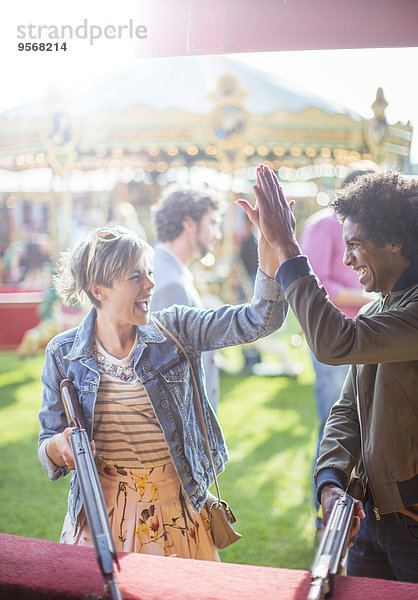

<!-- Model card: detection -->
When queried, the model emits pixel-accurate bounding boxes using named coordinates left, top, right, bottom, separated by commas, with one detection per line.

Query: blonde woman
left=38, top=225, right=286, bottom=560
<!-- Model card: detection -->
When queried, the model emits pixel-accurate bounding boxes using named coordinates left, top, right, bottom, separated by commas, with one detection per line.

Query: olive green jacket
left=276, top=257, right=418, bottom=515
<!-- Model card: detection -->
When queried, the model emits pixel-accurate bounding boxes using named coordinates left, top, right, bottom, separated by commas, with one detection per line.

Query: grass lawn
left=0, top=332, right=318, bottom=570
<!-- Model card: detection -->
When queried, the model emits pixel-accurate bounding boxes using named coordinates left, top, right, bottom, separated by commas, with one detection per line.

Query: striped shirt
left=92, top=334, right=171, bottom=469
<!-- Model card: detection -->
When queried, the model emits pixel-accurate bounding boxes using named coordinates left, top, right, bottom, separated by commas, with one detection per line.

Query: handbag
left=153, top=317, right=242, bottom=549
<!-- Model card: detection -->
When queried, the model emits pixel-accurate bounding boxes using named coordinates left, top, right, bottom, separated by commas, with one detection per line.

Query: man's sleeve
left=275, top=256, right=418, bottom=364
left=314, top=366, right=361, bottom=502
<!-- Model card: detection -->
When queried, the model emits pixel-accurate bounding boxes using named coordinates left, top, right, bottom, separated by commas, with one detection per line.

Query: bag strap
left=153, top=317, right=221, bottom=503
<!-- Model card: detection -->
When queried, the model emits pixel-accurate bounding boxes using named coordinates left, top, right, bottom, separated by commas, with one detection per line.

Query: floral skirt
left=60, top=459, right=219, bottom=561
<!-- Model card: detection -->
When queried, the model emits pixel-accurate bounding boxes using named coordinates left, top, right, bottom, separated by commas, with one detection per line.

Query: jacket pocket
left=402, top=515, right=418, bottom=544
left=160, top=361, right=189, bottom=383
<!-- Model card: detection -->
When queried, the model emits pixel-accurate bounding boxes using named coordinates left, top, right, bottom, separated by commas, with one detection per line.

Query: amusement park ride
left=0, top=0, right=416, bottom=348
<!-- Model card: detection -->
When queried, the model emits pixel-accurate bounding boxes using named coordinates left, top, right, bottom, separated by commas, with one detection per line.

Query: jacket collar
left=392, top=261, right=418, bottom=293
left=65, top=307, right=166, bottom=361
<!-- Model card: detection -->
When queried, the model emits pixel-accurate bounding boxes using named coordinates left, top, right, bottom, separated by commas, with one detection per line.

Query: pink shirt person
left=300, top=207, right=363, bottom=320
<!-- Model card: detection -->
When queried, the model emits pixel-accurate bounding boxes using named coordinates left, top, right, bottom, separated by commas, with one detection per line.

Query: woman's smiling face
left=97, top=259, right=155, bottom=327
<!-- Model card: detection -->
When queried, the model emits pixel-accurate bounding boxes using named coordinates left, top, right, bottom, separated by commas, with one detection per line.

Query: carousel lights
left=279, top=166, right=297, bottom=180
left=321, top=164, right=337, bottom=177
left=166, top=146, right=178, bottom=156
left=291, top=147, right=302, bottom=157
left=156, top=173, right=169, bottom=186
left=186, top=145, right=199, bottom=155
left=243, top=145, right=255, bottom=156
left=321, top=148, right=331, bottom=158
left=200, top=253, right=216, bottom=267
left=16, top=156, right=25, bottom=166
left=35, top=153, right=45, bottom=164
left=169, top=160, right=182, bottom=168
left=276, top=164, right=347, bottom=182
left=257, top=145, right=269, bottom=156
left=148, top=147, right=160, bottom=157
left=156, top=161, right=168, bottom=172
left=336, top=165, right=349, bottom=179
left=111, top=148, right=123, bottom=158
left=205, top=145, right=217, bottom=155
left=316, top=192, right=330, bottom=207
left=273, top=146, right=285, bottom=156
left=298, top=166, right=315, bottom=180
left=97, top=147, right=107, bottom=157
left=305, top=147, right=316, bottom=157
left=144, top=161, right=155, bottom=171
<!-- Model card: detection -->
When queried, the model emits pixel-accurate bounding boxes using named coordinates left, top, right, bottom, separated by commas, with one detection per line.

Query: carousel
left=0, top=55, right=413, bottom=349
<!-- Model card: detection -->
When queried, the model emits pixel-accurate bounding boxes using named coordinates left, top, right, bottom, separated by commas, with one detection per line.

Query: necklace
left=92, top=331, right=138, bottom=382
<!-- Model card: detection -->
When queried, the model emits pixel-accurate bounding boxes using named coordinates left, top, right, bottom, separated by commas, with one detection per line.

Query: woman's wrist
left=258, top=235, right=280, bottom=278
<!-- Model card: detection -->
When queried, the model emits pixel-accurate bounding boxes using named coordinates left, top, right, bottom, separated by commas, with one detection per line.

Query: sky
left=1, top=1, right=417, bottom=163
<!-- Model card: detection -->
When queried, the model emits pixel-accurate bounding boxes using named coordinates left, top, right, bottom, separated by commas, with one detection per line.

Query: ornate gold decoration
left=364, top=87, right=388, bottom=163
left=205, top=74, right=252, bottom=167
left=41, top=102, right=78, bottom=176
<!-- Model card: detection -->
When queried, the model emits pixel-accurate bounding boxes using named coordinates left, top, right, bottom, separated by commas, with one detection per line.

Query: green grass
left=0, top=335, right=318, bottom=570
left=0, top=352, right=70, bottom=540
left=216, top=351, right=317, bottom=568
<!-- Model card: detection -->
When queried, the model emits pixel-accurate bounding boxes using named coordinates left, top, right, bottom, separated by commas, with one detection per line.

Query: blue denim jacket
left=38, top=269, right=286, bottom=526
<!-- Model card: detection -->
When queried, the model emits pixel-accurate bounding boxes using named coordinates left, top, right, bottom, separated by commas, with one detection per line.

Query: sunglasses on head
left=86, top=228, right=121, bottom=277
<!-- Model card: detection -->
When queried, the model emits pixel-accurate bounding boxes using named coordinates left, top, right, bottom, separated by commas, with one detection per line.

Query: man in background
left=151, top=188, right=222, bottom=411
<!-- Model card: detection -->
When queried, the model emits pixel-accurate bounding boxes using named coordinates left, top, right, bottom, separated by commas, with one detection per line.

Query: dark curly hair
left=331, top=171, right=418, bottom=262
left=153, top=188, right=220, bottom=242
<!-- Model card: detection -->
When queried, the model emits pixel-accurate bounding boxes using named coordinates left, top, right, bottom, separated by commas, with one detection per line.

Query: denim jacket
left=38, top=269, right=287, bottom=526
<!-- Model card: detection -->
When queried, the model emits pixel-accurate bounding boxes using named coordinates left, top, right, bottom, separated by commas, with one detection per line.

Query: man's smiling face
left=342, top=218, right=402, bottom=295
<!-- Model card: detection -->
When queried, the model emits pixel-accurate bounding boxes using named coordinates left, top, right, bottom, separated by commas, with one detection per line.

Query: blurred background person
left=151, top=187, right=222, bottom=412
left=11, top=234, right=51, bottom=289
left=109, top=201, right=148, bottom=240
left=235, top=216, right=262, bottom=373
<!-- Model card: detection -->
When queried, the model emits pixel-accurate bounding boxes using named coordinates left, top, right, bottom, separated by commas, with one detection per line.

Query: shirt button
left=143, top=364, right=150, bottom=372
left=162, top=400, right=168, bottom=408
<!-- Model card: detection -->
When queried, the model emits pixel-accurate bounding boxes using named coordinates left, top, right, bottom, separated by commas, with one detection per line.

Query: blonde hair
left=54, top=226, right=154, bottom=308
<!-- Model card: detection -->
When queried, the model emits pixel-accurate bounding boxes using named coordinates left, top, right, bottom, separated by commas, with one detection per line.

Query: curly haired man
left=240, top=166, right=418, bottom=582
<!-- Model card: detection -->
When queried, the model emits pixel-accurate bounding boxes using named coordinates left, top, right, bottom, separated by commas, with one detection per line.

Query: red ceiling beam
left=136, top=0, right=418, bottom=58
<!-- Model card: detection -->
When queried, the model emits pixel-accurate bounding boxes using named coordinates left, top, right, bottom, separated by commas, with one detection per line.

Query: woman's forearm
left=258, top=234, right=280, bottom=278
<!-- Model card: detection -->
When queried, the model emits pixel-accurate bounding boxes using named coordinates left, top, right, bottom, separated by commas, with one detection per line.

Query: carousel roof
left=2, top=55, right=362, bottom=121
left=2, top=55, right=411, bottom=175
